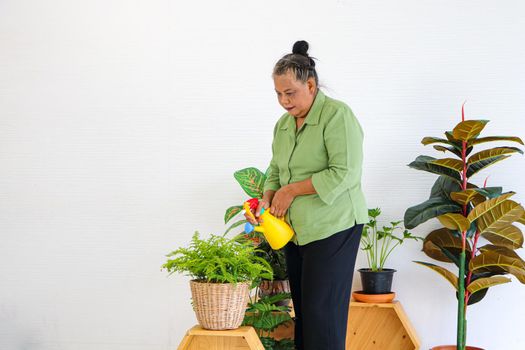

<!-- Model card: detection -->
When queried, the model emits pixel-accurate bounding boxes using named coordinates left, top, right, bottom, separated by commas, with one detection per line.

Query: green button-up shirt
left=263, top=89, right=368, bottom=245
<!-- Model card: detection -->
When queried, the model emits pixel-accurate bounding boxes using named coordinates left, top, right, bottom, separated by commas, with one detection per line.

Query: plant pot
left=431, top=346, right=484, bottom=350
left=189, top=280, right=250, bottom=330
left=258, top=279, right=291, bottom=306
left=358, top=268, right=396, bottom=294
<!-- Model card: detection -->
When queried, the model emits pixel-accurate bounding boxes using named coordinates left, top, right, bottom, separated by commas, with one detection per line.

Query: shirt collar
left=279, top=89, right=325, bottom=130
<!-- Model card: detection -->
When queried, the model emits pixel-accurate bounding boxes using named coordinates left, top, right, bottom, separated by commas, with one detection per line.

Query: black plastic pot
left=358, top=268, right=396, bottom=294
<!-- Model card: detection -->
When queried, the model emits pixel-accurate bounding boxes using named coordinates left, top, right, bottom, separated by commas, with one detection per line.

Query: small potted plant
left=356, top=208, right=422, bottom=302
left=403, top=104, right=525, bottom=350
left=162, top=232, right=272, bottom=330
left=224, top=167, right=290, bottom=304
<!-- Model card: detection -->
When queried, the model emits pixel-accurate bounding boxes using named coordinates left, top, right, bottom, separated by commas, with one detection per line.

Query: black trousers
left=284, top=224, right=363, bottom=350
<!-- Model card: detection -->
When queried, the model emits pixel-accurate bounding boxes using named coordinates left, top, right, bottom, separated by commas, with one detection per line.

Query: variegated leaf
left=450, top=189, right=486, bottom=206
left=467, top=155, right=510, bottom=177
left=477, top=199, right=525, bottom=234
left=433, top=145, right=462, bottom=158
left=430, top=158, right=464, bottom=172
left=467, top=147, right=523, bottom=166
left=452, top=120, right=489, bottom=141
left=414, top=261, right=458, bottom=289
left=481, top=225, right=524, bottom=250
left=470, top=250, right=525, bottom=283
left=408, top=156, right=462, bottom=182
left=467, top=276, right=511, bottom=294
left=224, top=205, right=243, bottom=224
left=467, top=192, right=516, bottom=223
left=437, top=213, right=470, bottom=232
left=468, top=136, right=524, bottom=147
left=421, top=137, right=462, bottom=151
left=423, top=227, right=471, bottom=263
left=234, top=167, right=266, bottom=198
left=479, top=244, right=523, bottom=259
left=518, top=212, right=525, bottom=225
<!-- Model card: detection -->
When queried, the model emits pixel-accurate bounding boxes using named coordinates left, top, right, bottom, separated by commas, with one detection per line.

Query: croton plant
left=404, top=104, right=525, bottom=350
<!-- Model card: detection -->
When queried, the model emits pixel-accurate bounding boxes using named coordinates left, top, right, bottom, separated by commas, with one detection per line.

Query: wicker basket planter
left=190, top=280, right=250, bottom=330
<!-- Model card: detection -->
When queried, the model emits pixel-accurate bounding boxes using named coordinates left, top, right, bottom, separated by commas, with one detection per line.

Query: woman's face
left=273, top=71, right=317, bottom=118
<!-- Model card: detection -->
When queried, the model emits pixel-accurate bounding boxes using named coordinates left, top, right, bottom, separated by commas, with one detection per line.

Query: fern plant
left=162, top=232, right=273, bottom=285
left=243, top=292, right=295, bottom=350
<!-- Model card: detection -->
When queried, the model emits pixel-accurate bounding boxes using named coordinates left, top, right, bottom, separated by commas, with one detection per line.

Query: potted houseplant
left=243, top=292, right=295, bottom=350
left=225, top=167, right=290, bottom=304
left=404, top=104, right=525, bottom=350
left=357, top=208, right=422, bottom=301
left=162, top=232, right=273, bottom=330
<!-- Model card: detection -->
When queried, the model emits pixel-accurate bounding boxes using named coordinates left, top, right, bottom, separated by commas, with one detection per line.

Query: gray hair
left=273, top=40, right=319, bottom=86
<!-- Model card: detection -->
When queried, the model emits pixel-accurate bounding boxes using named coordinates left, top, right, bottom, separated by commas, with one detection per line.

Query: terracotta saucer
left=352, top=291, right=395, bottom=303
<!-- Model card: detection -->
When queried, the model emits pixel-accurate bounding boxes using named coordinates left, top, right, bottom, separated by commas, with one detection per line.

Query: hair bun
left=292, top=40, right=309, bottom=56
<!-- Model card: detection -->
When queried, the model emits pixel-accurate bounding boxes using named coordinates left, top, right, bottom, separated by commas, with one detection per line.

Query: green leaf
left=234, top=167, right=266, bottom=198
left=468, top=136, right=524, bottom=147
left=437, top=213, right=470, bottom=232
left=224, top=219, right=248, bottom=235
left=429, top=176, right=462, bottom=200
left=468, top=147, right=523, bottom=166
left=430, top=158, right=465, bottom=172
left=452, top=120, right=489, bottom=141
left=414, top=261, right=458, bottom=289
left=423, top=227, right=471, bottom=263
left=467, top=192, right=516, bottom=223
left=470, top=250, right=525, bottom=283
left=473, top=187, right=503, bottom=199
left=224, top=205, right=243, bottom=224
left=467, top=155, right=511, bottom=177
left=467, top=276, right=511, bottom=294
left=408, top=155, right=462, bottom=182
left=404, top=197, right=462, bottom=229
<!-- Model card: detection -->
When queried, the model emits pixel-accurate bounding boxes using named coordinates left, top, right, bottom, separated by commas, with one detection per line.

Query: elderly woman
left=246, top=40, right=368, bottom=350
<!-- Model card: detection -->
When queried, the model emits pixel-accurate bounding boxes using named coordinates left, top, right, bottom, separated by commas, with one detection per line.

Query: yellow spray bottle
left=243, top=200, right=294, bottom=250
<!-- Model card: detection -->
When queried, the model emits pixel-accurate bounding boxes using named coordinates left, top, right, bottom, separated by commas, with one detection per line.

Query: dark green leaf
left=404, top=197, right=462, bottom=229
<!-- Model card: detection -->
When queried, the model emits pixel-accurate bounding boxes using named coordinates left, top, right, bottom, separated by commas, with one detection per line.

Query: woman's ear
left=307, top=77, right=317, bottom=94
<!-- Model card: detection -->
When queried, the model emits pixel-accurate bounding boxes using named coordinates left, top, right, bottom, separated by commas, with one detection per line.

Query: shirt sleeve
left=263, top=122, right=281, bottom=193
left=311, top=107, right=364, bottom=205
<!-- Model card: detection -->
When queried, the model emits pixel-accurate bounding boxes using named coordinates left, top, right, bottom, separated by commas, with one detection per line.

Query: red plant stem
left=461, top=139, right=469, bottom=312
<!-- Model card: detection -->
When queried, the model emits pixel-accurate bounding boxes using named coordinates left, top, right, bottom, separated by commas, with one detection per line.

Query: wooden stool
left=177, top=325, right=264, bottom=350
left=346, top=301, right=420, bottom=350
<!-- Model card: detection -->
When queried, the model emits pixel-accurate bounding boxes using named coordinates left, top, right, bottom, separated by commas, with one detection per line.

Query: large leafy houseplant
left=225, top=167, right=288, bottom=282
left=404, top=105, right=525, bottom=350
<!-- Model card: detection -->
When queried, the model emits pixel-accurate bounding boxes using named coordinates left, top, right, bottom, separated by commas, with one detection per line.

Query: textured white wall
left=1, top=0, right=524, bottom=349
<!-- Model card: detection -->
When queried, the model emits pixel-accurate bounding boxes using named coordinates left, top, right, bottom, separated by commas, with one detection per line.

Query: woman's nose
left=279, top=95, right=290, bottom=105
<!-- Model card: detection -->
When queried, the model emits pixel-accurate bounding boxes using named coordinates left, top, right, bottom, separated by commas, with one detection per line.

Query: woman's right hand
left=245, top=199, right=270, bottom=225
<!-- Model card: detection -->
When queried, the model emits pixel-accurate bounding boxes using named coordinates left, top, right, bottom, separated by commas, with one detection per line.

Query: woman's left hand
left=270, top=185, right=296, bottom=218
